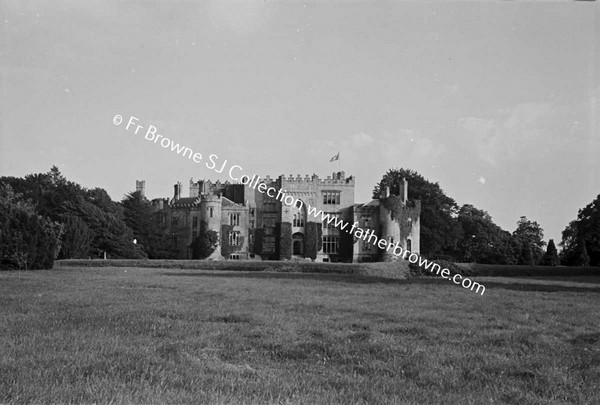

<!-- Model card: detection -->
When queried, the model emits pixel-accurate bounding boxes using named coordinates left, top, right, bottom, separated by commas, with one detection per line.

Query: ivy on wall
left=253, top=228, right=263, bottom=256
left=304, top=221, right=322, bottom=260
left=220, top=224, right=244, bottom=258
left=191, top=220, right=219, bottom=259
left=382, top=196, right=421, bottom=239
left=277, top=222, right=292, bottom=260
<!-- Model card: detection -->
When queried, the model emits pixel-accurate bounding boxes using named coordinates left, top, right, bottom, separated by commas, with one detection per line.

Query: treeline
left=374, top=168, right=598, bottom=266
left=0, top=167, right=177, bottom=270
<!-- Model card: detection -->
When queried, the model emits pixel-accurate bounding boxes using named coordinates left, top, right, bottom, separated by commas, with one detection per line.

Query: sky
left=1, top=0, right=598, bottom=245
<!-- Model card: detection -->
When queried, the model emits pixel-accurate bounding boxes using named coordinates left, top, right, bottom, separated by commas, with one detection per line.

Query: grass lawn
left=1, top=266, right=599, bottom=404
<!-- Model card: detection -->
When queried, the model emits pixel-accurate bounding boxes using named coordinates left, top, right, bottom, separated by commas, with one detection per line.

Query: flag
left=330, top=153, right=339, bottom=162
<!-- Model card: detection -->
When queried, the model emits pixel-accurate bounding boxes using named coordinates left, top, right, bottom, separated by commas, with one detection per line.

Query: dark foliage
left=541, top=239, right=560, bottom=266
left=0, top=184, right=63, bottom=269
left=121, top=191, right=177, bottom=259
left=277, top=222, right=292, bottom=260
left=455, top=204, right=512, bottom=264
left=192, top=221, right=219, bottom=259
left=58, top=214, right=94, bottom=259
left=561, top=194, right=600, bottom=266
left=0, top=167, right=146, bottom=260
left=304, top=222, right=322, bottom=261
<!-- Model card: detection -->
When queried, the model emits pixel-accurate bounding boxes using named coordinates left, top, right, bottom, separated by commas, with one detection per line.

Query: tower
left=136, top=180, right=145, bottom=198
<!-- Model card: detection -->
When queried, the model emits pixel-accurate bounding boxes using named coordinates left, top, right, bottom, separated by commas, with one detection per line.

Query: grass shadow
left=161, top=271, right=600, bottom=293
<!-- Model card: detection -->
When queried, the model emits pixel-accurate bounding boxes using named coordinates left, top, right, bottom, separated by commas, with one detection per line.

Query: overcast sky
left=1, top=1, right=598, bottom=245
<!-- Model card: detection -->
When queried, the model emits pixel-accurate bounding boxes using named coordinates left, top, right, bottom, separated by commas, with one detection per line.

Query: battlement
left=279, top=171, right=355, bottom=186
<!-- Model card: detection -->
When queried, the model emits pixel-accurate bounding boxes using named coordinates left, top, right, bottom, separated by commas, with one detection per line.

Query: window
left=264, top=227, right=274, bottom=236
left=362, top=215, right=371, bottom=227
left=389, top=237, right=394, bottom=245
left=229, top=253, right=240, bottom=260
left=250, top=208, right=256, bottom=217
left=192, top=216, right=198, bottom=228
left=229, top=213, right=240, bottom=226
left=322, top=191, right=341, bottom=205
left=171, top=232, right=178, bottom=244
left=171, top=216, right=179, bottom=226
left=362, top=242, right=372, bottom=252
left=322, top=236, right=340, bottom=254
left=208, top=206, right=214, bottom=218
left=323, top=213, right=340, bottom=229
left=293, top=201, right=305, bottom=227
left=192, top=231, right=197, bottom=241
left=229, top=231, right=241, bottom=246
left=293, top=213, right=305, bottom=227
left=249, top=220, right=255, bottom=228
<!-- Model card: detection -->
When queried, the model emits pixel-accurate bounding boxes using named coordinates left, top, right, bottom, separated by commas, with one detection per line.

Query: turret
left=136, top=180, right=145, bottom=198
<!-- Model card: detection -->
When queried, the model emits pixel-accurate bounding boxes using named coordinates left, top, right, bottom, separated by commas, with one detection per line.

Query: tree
left=191, top=221, right=219, bottom=259
left=1, top=167, right=146, bottom=260
left=560, top=194, right=600, bottom=266
left=121, top=191, right=177, bottom=259
left=513, top=216, right=545, bottom=265
left=373, top=168, right=460, bottom=258
left=520, top=242, right=534, bottom=266
left=58, top=214, right=94, bottom=259
left=541, top=239, right=560, bottom=266
left=0, top=184, right=63, bottom=270
left=455, top=204, right=512, bottom=264
left=562, top=236, right=591, bottom=266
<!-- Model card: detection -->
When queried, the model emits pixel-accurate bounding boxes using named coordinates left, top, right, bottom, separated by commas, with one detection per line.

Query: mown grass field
left=1, top=265, right=599, bottom=404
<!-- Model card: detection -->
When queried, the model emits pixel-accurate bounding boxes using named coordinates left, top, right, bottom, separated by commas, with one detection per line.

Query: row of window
left=293, top=214, right=305, bottom=227
left=172, top=206, right=215, bottom=227
left=172, top=210, right=238, bottom=227
left=322, top=191, right=341, bottom=205
left=178, top=232, right=409, bottom=257
left=173, top=190, right=344, bottom=227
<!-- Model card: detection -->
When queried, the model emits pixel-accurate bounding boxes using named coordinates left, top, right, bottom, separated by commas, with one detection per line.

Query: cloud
left=457, top=102, right=569, bottom=166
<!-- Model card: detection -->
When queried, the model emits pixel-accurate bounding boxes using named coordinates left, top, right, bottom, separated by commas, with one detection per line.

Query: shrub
left=278, top=222, right=292, bottom=260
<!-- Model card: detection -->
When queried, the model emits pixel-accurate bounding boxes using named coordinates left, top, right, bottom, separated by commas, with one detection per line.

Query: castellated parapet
left=144, top=171, right=419, bottom=262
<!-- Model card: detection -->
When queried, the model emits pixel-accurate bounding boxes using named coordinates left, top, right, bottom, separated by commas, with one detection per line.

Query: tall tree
left=456, top=204, right=512, bottom=264
left=0, top=184, right=63, bottom=269
left=560, top=194, right=600, bottom=266
left=513, top=216, right=545, bottom=265
left=121, top=191, right=177, bottom=259
left=58, top=214, right=94, bottom=259
left=541, top=239, right=560, bottom=266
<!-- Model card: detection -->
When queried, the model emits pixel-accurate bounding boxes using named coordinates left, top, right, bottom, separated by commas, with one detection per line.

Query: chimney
left=403, top=178, right=408, bottom=203
left=189, top=178, right=199, bottom=197
left=173, top=181, right=182, bottom=200
left=136, top=180, right=145, bottom=198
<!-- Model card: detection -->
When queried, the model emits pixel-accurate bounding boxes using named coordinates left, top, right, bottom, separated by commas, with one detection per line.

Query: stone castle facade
left=138, top=172, right=420, bottom=262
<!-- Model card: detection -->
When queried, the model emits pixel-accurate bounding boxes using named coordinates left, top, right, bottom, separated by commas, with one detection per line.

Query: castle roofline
left=170, top=196, right=201, bottom=207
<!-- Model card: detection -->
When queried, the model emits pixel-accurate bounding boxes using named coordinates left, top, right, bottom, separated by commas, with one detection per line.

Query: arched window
left=293, top=200, right=305, bottom=227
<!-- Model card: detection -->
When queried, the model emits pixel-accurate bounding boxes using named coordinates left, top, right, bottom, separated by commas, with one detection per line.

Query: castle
left=137, top=172, right=420, bottom=262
